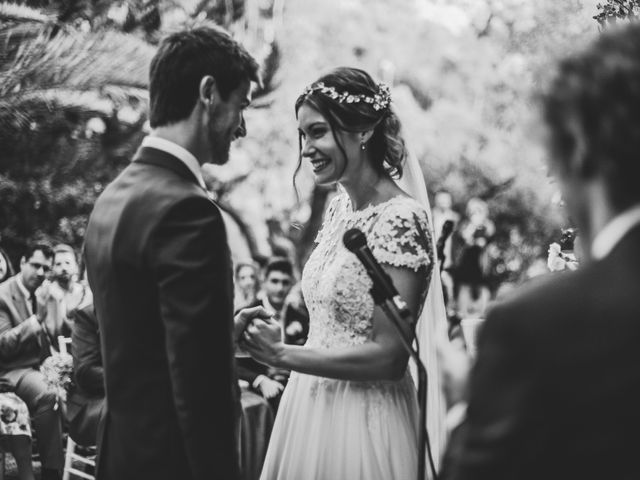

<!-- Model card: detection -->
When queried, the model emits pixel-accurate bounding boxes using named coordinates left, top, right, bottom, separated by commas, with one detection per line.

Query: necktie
left=30, top=295, right=37, bottom=316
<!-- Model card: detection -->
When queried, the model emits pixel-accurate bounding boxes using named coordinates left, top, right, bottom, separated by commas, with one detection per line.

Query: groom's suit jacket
left=440, top=224, right=640, bottom=480
left=85, top=146, right=239, bottom=480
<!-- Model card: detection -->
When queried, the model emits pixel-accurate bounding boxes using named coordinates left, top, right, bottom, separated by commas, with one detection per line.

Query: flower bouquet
left=40, top=352, right=74, bottom=402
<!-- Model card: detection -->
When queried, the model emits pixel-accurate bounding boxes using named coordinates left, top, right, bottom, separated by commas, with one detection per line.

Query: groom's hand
left=234, top=306, right=272, bottom=342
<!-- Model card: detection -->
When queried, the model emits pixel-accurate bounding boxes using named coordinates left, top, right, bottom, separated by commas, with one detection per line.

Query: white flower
left=547, top=242, right=566, bottom=272
left=86, top=117, right=106, bottom=137
left=116, top=106, right=141, bottom=125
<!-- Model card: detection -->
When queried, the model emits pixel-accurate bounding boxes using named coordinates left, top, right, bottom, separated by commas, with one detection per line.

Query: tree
left=0, top=2, right=154, bottom=264
left=0, top=0, right=282, bottom=266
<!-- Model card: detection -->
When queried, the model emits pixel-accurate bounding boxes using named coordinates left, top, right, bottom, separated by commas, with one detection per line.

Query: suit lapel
left=9, top=277, right=30, bottom=324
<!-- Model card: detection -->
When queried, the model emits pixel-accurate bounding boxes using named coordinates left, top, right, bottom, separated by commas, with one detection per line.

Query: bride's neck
left=340, top=172, right=398, bottom=211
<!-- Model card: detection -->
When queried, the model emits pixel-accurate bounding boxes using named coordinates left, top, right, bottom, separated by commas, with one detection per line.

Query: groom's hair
left=148, top=26, right=259, bottom=128
left=542, top=21, right=640, bottom=210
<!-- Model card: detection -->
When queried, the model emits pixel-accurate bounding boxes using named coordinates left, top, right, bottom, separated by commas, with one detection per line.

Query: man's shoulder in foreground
left=479, top=262, right=611, bottom=351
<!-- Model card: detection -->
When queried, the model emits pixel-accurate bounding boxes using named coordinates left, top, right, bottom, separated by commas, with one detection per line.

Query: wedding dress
left=260, top=191, right=445, bottom=480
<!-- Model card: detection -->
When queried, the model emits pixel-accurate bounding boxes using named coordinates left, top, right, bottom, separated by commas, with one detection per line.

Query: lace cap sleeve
left=313, top=193, right=345, bottom=245
left=369, top=198, right=434, bottom=272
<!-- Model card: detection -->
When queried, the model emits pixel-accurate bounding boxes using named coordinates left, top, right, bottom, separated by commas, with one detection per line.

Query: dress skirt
left=260, top=370, right=419, bottom=480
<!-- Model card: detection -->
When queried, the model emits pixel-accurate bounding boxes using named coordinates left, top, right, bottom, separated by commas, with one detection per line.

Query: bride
left=242, top=66, right=448, bottom=480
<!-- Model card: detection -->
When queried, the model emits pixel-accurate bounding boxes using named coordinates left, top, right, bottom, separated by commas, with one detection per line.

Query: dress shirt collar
left=141, top=136, right=206, bottom=189
left=591, top=204, right=640, bottom=260
left=263, top=296, right=286, bottom=319
left=263, top=296, right=286, bottom=342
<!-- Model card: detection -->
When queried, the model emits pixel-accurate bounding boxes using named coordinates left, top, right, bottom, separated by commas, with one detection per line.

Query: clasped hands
left=34, top=280, right=67, bottom=337
left=234, top=306, right=284, bottom=367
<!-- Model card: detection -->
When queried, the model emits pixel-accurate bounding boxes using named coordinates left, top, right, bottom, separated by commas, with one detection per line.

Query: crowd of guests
left=0, top=240, right=308, bottom=479
left=432, top=189, right=568, bottom=326
left=432, top=191, right=497, bottom=320
left=0, top=192, right=503, bottom=477
left=0, top=193, right=553, bottom=478
left=0, top=243, right=104, bottom=480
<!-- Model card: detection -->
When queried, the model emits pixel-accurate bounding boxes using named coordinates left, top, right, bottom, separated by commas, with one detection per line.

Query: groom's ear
left=199, top=76, right=218, bottom=106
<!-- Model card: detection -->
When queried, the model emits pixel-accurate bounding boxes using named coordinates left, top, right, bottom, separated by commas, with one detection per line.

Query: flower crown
left=300, top=82, right=391, bottom=111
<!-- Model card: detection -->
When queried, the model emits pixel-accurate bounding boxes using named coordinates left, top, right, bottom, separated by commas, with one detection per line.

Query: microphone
left=343, top=228, right=411, bottom=319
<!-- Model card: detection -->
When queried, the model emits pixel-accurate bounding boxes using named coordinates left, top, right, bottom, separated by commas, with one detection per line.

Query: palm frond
left=0, top=85, right=148, bottom=147
left=1, top=23, right=155, bottom=98
left=6, top=31, right=154, bottom=95
left=0, top=2, right=54, bottom=23
left=0, top=88, right=113, bottom=136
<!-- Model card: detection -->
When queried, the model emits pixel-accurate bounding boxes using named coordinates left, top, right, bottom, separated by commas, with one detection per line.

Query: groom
left=85, top=27, right=263, bottom=480
left=439, top=23, right=640, bottom=480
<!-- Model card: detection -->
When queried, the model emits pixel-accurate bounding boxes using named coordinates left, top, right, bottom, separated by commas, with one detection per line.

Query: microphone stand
left=370, top=286, right=438, bottom=480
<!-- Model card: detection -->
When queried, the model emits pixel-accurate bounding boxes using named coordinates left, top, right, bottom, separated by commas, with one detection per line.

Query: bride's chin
left=313, top=175, right=335, bottom=187
left=313, top=167, right=340, bottom=185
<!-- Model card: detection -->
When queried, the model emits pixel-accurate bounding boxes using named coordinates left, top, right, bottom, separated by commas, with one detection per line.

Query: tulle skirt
left=260, top=371, right=419, bottom=480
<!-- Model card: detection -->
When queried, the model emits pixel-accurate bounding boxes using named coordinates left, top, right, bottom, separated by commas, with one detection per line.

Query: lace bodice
left=302, top=192, right=434, bottom=349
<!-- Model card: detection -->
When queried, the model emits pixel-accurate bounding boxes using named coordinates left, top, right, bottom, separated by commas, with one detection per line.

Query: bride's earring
left=360, top=143, right=366, bottom=151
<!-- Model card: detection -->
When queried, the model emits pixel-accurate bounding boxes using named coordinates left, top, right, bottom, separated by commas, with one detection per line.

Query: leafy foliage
left=0, top=0, right=281, bottom=266
left=594, top=0, right=640, bottom=26
left=1, top=0, right=601, bottom=288
left=226, top=0, right=597, bottom=282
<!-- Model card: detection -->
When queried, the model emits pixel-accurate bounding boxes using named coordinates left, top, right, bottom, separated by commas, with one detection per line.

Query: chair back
left=58, top=336, right=72, bottom=355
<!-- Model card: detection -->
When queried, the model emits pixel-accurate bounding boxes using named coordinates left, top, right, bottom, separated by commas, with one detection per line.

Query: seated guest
left=51, top=244, right=93, bottom=337
left=66, top=304, right=104, bottom=446
left=234, top=261, right=261, bottom=311
left=236, top=257, right=309, bottom=410
left=0, top=243, right=65, bottom=480
left=0, top=385, right=36, bottom=480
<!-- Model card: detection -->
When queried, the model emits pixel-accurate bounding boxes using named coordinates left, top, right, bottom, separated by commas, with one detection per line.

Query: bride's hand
left=242, top=318, right=284, bottom=367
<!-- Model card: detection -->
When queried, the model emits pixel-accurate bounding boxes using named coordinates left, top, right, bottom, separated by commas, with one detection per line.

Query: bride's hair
left=293, top=67, right=407, bottom=191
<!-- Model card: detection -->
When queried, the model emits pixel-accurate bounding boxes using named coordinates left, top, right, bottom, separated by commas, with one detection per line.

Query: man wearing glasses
left=0, top=243, right=65, bottom=480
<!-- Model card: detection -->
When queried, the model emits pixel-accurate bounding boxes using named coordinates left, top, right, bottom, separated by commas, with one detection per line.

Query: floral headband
left=300, top=81, right=391, bottom=111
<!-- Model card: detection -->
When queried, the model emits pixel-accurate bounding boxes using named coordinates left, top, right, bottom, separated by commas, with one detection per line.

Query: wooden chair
left=58, top=336, right=97, bottom=480
left=58, top=336, right=72, bottom=356
left=62, top=437, right=95, bottom=480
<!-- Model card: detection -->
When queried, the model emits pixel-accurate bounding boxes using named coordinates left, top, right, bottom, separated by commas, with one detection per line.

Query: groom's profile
left=84, top=27, right=261, bottom=480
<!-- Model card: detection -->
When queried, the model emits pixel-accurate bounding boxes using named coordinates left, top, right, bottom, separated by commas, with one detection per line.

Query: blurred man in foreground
left=440, top=22, right=640, bottom=480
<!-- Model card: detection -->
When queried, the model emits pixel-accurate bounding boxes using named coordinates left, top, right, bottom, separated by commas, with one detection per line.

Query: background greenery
left=0, top=0, right=625, bottom=286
